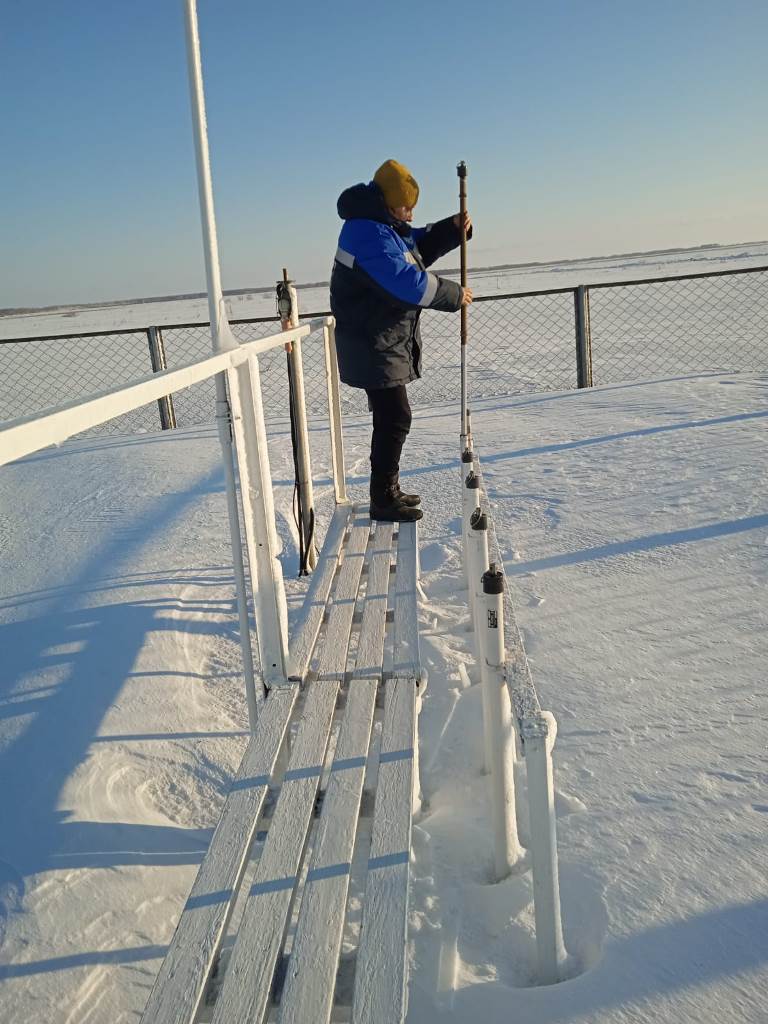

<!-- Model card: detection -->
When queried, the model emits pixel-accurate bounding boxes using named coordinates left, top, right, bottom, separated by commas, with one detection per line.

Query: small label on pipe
left=488, top=610, right=498, bottom=629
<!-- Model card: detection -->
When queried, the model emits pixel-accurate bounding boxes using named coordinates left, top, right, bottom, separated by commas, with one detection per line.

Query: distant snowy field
left=1, top=371, right=766, bottom=1023
left=1, top=241, right=766, bottom=435
left=2, top=240, right=767, bottom=338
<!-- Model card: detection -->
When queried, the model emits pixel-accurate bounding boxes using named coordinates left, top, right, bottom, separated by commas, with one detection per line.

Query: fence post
left=480, top=563, right=524, bottom=880
left=574, top=285, right=593, bottom=389
left=522, top=711, right=568, bottom=984
left=146, top=327, right=177, bottom=430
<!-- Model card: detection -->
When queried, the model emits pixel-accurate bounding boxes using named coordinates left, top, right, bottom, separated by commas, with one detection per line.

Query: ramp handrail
left=0, top=313, right=344, bottom=728
left=0, top=320, right=336, bottom=468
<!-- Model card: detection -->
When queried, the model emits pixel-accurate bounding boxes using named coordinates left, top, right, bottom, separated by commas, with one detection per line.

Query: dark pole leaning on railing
left=146, top=327, right=177, bottom=429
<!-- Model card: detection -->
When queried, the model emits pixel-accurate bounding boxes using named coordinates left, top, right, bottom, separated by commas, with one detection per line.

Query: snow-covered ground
left=1, top=370, right=766, bottom=1022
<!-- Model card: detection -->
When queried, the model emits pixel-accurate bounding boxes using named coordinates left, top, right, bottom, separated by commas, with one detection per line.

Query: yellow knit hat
left=373, top=159, right=419, bottom=210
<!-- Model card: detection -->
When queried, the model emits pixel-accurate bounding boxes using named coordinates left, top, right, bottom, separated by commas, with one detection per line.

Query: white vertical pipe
left=323, top=321, right=348, bottom=504
left=459, top=452, right=473, bottom=587
left=412, top=689, right=423, bottom=818
left=462, top=470, right=480, bottom=591
left=460, top=445, right=474, bottom=484
left=523, top=712, right=567, bottom=984
left=466, top=509, right=491, bottom=776
left=183, top=0, right=232, bottom=354
left=284, top=282, right=317, bottom=570
left=227, top=357, right=290, bottom=687
left=183, top=0, right=261, bottom=723
left=479, top=564, right=523, bottom=881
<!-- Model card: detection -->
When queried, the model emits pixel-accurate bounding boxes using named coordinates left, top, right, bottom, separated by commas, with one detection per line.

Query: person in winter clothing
left=330, top=159, right=473, bottom=522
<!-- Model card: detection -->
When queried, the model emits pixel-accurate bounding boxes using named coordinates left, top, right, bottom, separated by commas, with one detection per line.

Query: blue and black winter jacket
left=330, top=181, right=468, bottom=390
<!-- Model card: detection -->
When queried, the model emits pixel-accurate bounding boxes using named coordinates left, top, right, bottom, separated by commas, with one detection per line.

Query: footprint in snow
left=420, top=541, right=453, bottom=574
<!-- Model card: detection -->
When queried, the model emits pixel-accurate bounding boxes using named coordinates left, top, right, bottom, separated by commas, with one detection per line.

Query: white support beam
left=227, top=355, right=290, bottom=686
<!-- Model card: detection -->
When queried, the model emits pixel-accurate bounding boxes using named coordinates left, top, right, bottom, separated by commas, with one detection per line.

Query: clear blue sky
left=1, top=0, right=766, bottom=309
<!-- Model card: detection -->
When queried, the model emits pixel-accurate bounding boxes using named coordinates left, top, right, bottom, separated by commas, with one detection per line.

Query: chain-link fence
left=2, top=266, right=766, bottom=436
left=589, top=269, right=768, bottom=384
left=0, top=328, right=155, bottom=435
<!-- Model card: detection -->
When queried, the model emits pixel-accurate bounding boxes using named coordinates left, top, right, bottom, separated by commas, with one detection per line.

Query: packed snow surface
left=1, top=372, right=767, bottom=1023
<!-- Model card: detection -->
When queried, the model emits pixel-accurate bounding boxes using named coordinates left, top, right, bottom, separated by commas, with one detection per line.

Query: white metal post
left=479, top=564, right=524, bottom=881
left=523, top=711, right=567, bottom=984
left=459, top=452, right=473, bottom=593
left=323, top=320, right=349, bottom=505
left=460, top=445, right=474, bottom=484
left=462, top=470, right=481, bottom=590
left=466, top=507, right=487, bottom=632
left=282, top=278, right=317, bottom=570
left=466, top=508, right=491, bottom=776
left=227, top=355, right=290, bottom=687
left=466, top=409, right=473, bottom=452
left=183, top=0, right=261, bottom=722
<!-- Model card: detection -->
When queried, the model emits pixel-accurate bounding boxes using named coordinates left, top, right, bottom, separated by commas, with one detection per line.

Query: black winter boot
left=393, top=482, right=421, bottom=507
left=369, top=485, right=423, bottom=523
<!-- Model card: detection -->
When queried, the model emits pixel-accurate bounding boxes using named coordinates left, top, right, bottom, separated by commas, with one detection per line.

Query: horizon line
left=2, top=238, right=767, bottom=319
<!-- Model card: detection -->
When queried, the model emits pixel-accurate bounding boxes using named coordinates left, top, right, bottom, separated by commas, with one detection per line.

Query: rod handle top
left=457, top=161, right=468, bottom=178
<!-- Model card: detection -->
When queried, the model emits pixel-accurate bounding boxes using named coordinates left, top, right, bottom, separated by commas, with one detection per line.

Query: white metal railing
left=0, top=313, right=347, bottom=724
left=0, top=324, right=306, bottom=467
left=460, top=443, right=569, bottom=986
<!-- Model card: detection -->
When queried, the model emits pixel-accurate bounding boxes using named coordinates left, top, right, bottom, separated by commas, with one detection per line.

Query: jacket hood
left=337, top=182, right=398, bottom=225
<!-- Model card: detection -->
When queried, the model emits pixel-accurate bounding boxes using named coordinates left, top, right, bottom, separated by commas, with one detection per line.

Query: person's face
left=390, top=205, right=414, bottom=223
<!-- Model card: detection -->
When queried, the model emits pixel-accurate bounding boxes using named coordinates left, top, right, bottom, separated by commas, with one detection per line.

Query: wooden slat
left=353, top=524, right=394, bottom=680
left=287, top=502, right=353, bottom=682
left=211, top=520, right=370, bottom=1024
left=140, top=686, right=298, bottom=1024
left=392, top=521, right=420, bottom=674
left=317, top=516, right=371, bottom=681
left=352, top=675, right=417, bottom=1024
left=353, top=521, right=420, bottom=1023
left=278, top=523, right=394, bottom=1024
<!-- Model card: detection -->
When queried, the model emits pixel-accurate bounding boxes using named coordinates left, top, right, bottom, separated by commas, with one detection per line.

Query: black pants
left=365, top=385, right=412, bottom=499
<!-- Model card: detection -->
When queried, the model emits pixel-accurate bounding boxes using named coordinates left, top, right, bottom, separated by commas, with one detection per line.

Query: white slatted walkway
left=352, top=521, right=420, bottom=1024
left=141, top=508, right=422, bottom=1024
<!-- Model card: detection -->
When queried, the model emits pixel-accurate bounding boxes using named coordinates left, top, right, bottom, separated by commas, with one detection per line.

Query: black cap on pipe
left=482, top=562, right=504, bottom=595
left=470, top=508, right=487, bottom=531
left=465, top=471, right=480, bottom=490
left=461, top=448, right=474, bottom=464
